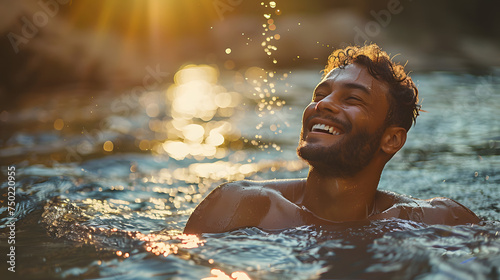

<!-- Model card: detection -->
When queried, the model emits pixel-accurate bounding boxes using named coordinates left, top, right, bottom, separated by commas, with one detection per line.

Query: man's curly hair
left=323, top=44, right=421, bottom=131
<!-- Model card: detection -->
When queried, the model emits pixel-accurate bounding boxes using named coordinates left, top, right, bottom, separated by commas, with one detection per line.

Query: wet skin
left=184, top=64, right=480, bottom=235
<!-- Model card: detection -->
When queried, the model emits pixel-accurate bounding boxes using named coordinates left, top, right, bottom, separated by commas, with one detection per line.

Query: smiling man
left=184, top=44, right=480, bottom=235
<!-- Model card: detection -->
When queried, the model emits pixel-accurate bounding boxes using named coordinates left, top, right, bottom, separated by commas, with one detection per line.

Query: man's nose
left=315, top=94, right=341, bottom=114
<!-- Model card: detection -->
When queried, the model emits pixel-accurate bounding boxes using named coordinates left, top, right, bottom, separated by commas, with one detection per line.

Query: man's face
left=297, top=63, right=391, bottom=177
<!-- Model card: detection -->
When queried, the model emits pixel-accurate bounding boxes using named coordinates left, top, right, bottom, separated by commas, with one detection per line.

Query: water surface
left=1, top=68, right=499, bottom=279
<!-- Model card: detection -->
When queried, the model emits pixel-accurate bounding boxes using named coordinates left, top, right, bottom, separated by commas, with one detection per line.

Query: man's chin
left=297, top=142, right=328, bottom=162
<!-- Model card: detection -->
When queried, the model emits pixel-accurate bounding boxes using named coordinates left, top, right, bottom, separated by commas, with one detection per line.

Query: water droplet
left=103, top=141, right=114, bottom=152
left=54, top=118, right=64, bottom=130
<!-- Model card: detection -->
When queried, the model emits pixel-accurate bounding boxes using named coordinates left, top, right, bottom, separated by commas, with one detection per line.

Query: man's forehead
left=320, top=64, right=388, bottom=93
left=323, top=64, right=366, bottom=82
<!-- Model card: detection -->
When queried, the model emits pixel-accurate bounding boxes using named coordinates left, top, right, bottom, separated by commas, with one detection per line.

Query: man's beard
left=297, top=124, right=386, bottom=178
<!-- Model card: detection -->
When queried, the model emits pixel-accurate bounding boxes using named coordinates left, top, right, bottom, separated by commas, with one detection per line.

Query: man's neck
left=300, top=164, right=382, bottom=222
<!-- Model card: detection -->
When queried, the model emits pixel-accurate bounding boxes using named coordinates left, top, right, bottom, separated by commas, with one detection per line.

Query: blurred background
left=2, top=0, right=500, bottom=104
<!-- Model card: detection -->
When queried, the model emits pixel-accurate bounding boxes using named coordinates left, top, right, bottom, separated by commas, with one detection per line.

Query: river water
left=1, top=66, right=499, bottom=279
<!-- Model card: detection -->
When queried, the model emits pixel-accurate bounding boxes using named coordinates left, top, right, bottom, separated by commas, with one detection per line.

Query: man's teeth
left=312, top=124, right=340, bottom=135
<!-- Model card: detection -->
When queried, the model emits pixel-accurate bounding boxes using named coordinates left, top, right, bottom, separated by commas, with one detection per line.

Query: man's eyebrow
left=342, top=82, right=371, bottom=95
left=314, top=81, right=372, bottom=95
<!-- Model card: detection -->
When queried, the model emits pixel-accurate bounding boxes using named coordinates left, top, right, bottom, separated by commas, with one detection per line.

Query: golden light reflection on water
left=112, top=231, right=250, bottom=279
left=145, top=64, right=242, bottom=161
left=202, top=269, right=252, bottom=280
left=145, top=159, right=307, bottom=185
left=115, top=231, right=207, bottom=258
left=145, top=234, right=203, bottom=256
left=135, top=232, right=251, bottom=280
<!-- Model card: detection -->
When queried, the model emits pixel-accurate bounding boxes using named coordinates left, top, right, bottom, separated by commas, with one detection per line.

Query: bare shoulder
left=374, top=190, right=481, bottom=226
left=183, top=181, right=256, bottom=234
left=183, top=180, right=277, bottom=234
left=422, top=196, right=481, bottom=225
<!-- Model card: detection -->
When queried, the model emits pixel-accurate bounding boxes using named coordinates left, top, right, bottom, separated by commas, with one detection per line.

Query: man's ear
left=381, top=126, right=407, bottom=155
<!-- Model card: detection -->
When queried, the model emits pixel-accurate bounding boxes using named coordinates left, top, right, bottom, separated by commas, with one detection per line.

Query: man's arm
left=183, top=181, right=271, bottom=235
